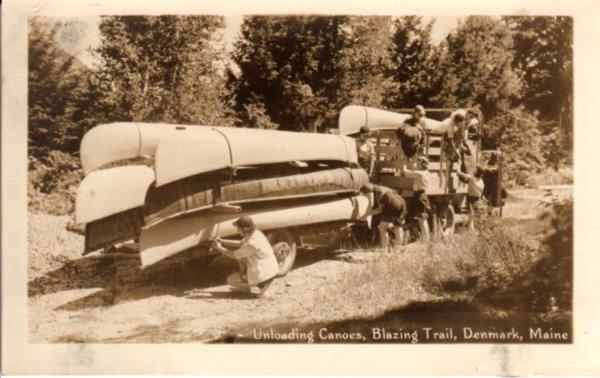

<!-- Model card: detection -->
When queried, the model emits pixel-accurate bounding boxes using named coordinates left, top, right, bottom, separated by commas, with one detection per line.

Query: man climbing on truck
left=212, top=216, right=279, bottom=297
left=396, top=105, right=427, bottom=167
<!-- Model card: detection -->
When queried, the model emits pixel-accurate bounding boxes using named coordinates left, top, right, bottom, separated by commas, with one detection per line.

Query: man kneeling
left=212, top=216, right=279, bottom=297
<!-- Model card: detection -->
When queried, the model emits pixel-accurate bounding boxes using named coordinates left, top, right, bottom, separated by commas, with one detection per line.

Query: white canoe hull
left=80, top=123, right=358, bottom=182
left=80, top=122, right=190, bottom=174
left=75, top=165, right=155, bottom=224
left=338, top=105, right=443, bottom=135
left=139, top=194, right=372, bottom=268
left=154, top=127, right=357, bottom=186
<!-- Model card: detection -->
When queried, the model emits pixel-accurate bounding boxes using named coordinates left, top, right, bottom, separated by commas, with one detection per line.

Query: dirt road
left=28, top=186, right=572, bottom=342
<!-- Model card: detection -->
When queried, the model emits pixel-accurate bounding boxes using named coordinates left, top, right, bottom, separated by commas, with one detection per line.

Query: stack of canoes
left=75, top=123, right=371, bottom=267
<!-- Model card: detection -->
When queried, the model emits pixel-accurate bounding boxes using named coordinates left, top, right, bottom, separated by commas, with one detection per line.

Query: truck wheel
left=437, top=204, right=455, bottom=238
left=267, top=229, right=297, bottom=277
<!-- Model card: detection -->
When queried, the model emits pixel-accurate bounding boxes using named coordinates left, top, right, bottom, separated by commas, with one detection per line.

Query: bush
left=484, top=107, right=545, bottom=186
left=28, top=151, right=83, bottom=215
left=479, top=197, right=573, bottom=321
left=540, top=120, right=572, bottom=169
left=333, top=212, right=539, bottom=315
left=525, top=166, right=573, bottom=187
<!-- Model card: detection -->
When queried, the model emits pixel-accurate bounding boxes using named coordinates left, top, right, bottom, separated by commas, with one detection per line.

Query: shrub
left=525, top=166, right=573, bottom=187
left=332, top=212, right=539, bottom=316
left=28, top=151, right=83, bottom=215
left=484, top=107, right=545, bottom=186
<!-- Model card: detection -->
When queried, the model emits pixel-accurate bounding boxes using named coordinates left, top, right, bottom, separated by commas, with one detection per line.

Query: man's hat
left=415, top=105, right=425, bottom=114
left=233, top=215, right=255, bottom=229
left=417, top=156, right=429, bottom=164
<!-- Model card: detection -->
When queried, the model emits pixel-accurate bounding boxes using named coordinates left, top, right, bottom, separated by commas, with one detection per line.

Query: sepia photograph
left=3, top=0, right=599, bottom=375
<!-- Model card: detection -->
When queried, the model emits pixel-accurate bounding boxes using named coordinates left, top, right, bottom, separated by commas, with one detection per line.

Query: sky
left=54, top=15, right=460, bottom=68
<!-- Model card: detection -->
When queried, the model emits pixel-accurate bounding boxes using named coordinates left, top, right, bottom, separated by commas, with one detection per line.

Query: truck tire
left=267, top=229, right=297, bottom=277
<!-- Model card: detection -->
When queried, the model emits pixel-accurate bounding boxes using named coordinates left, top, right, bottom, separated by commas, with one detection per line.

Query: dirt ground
left=28, top=185, right=572, bottom=343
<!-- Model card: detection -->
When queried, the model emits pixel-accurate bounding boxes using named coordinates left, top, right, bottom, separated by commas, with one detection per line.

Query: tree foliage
left=230, top=16, right=395, bottom=131
left=386, top=16, right=438, bottom=108
left=433, top=16, right=522, bottom=117
left=28, top=17, right=101, bottom=160
left=484, top=107, right=545, bottom=185
left=504, top=16, right=573, bottom=146
left=95, top=15, right=232, bottom=125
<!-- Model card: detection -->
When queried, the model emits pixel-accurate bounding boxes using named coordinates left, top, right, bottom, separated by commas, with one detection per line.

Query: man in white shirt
left=356, top=125, right=375, bottom=177
left=401, top=156, right=431, bottom=241
left=212, top=216, right=279, bottom=297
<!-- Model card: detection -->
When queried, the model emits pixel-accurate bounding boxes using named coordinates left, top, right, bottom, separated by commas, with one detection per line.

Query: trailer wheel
left=267, top=229, right=297, bottom=277
left=437, top=204, right=456, bottom=238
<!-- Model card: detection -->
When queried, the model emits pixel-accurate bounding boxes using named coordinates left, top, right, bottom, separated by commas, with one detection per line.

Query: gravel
left=28, top=212, right=84, bottom=280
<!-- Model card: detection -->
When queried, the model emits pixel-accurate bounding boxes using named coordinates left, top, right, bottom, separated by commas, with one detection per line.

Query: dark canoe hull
left=83, top=167, right=370, bottom=254
left=139, top=194, right=371, bottom=268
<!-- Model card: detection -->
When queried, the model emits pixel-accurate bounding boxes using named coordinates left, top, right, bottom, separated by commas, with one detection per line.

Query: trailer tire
left=267, top=229, right=297, bottom=277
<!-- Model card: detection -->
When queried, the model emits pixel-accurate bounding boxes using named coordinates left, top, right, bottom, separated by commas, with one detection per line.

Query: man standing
left=441, top=109, right=469, bottom=163
left=360, top=184, right=407, bottom=252
left=396, top=105, right=427, bottom=167
left=401, top=156, right=431, bottom=241
left=212, top=215, right=279, bottom=297
left=457, top=168, right=485, bottom=230
left=355, top=125, right=375, bottom=177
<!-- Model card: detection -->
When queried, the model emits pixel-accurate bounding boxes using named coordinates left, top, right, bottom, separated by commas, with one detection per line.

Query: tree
left=230, top=16, right=396, bottom=131
left=28, top=17, right=100, bottom=160
left=432, top=16, right=522, bottom=117
left=504, top=16, right=573, bottom=148
left=95, top=15, right=232, bottom=125
left=386, top=16, right=438, bottom=108
left=484, top=107, right=545, bottom=185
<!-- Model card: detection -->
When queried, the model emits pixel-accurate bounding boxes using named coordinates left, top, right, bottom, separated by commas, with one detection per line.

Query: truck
left=74, top=105, right=503, bottom=277
left=75, top=122, right=372, bottom=276
left=338, top=105, right=504, bottom=241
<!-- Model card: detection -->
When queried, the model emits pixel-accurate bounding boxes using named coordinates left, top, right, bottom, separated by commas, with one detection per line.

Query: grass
left=525, top=166, right=573, bottom=187
left=323, top=212, right=542, bottom=319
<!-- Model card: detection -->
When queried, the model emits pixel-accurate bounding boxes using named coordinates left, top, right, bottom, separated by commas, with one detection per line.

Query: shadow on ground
left=29, top=244, right=344, bottom=311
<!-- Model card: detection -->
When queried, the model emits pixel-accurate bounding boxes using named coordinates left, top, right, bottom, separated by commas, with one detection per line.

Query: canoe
left=75, top=165, right=155, bottom=224
left=144, top=167, right=369, bottom=226
left=139, top=194, right=372, bottom=268
left=80, top=122, right=358, bottom=180
left=154, top=127, right=357, bottom=186
left=80, top=122, right=189, bottom=174
left=338, top=105, right=444, bottom=135
left=85, top=208, right=143, bottom=254
left=80, top=167, right=369, bottom=253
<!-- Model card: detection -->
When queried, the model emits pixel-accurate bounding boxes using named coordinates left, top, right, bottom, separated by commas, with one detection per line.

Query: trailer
left=75, top=122, right=372, bottom=276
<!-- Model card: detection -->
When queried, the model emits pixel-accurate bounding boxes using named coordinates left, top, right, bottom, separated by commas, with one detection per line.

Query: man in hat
left=457, top=168, right=485, bottom=230
left=440, top=109, right=469, bottom=163
left=356, top=125, right=375, bottom=176
left=360, top=183, right=407, bottom=252
left=212, top=215, right=279, bottom=297
left=397, top=105, right=427, bottom=166
left=400, top=156, right=431, bottom=241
